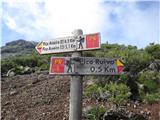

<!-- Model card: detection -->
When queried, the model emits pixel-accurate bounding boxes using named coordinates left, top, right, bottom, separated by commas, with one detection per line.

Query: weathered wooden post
left=69, top=29, right=83, bottom=120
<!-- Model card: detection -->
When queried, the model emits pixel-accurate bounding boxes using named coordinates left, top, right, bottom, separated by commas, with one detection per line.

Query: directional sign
left=74, top=57, right=124, bottom=75
left=36, top=33, right=100, bottom=54
left=49, top=57, right=124, bottom=75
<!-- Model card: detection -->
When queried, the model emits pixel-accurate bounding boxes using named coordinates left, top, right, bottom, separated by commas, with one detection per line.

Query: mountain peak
left=1, top=40, right=38, bottom=59
left=5, top=39, right=36, bottom=47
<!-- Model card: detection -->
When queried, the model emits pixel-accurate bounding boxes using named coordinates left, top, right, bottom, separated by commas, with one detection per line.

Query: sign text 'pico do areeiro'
left=49, top=57, right=124, bottom=75
left=36, top=33, right=100, bottom=54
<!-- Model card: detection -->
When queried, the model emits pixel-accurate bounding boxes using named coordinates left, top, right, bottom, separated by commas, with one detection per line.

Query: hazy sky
left=1, top=0, right=160, bottom=48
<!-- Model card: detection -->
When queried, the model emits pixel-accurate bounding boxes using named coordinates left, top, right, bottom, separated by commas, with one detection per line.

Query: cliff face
left=1, top=39, right=38, bottom=59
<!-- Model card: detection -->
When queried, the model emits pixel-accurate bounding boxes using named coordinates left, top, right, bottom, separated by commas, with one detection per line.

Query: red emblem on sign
left=86, top=33, right=99, bottom=48
left=51, top=58, right=65, bottom=73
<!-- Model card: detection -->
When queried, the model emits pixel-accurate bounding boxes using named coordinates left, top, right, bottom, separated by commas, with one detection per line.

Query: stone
left=100, top=91, right=111, bottom=102
left=146, top=111, right=151, bottom=115
left=140, top=110, right=144, bottom=114
left=31, top=79, right=39, bottom=84
left=10, top=90, right=17, bottom=95
left=148, top=60, right=160, bottom=72
left=127, top=103, right=131, bottom=107
left=130, top=113, right=147, bottom=120
left=83, top=105, right=93, bottom=113
left=102, top=107, right=147, bottom=120
left=86, top=80, right=94, bottom=86
left=7, top=70, right=15, bottom=77
left=4, top=101, right=10, bottom=106
left=23, top=66, right=32, bottom=74
left=133, top=104, right=137, bottom=108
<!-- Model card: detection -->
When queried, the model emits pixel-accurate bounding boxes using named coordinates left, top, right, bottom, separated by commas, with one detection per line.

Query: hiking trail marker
left=36, top=29, right=124, bottom=120
left=35, top=33, right=100, bottom=54
left=49, top=57, right=124, bottom=75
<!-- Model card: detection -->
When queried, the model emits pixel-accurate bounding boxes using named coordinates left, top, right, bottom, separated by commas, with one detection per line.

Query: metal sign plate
left=36, top=33, right=100, bottom=54
left=49, top=57, right=124, bottom=75
left=74, top=57, right=124, bottom=75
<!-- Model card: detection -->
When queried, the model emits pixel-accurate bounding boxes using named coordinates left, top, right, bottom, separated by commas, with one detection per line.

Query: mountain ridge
left=1, top=39, right=38, bottom=59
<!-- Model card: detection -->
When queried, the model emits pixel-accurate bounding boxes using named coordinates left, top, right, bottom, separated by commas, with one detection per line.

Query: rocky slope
left=1, top=73, right=160, bottom=120
left=1, top=72, right=70, bottom=120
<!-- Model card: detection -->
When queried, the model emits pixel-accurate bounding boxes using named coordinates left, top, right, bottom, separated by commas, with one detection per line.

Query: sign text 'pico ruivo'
left=49, top=57, right=124, bottom=75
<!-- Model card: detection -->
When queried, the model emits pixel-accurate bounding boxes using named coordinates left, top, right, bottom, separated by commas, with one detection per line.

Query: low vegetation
left=1, top=42, right=160, bottom=119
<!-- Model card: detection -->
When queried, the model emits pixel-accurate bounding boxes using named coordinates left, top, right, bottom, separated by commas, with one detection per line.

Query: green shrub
left=125, top=50, right=152, bottom=74
left=118, top=74, right=128, bottom=84
left=39, top=64, right=49, bottom=70
left=145, top=44, right=160, bottom=59
left=145, top=92, right=160, bottom=104
left=84, top=82, right=130, bottom=105
left=84, top=83, right=100, bottom=97
left=104, top=82, right=130, bottom=105
left=1, top=60, right=18, bottom=74
left=14, top=66, right=24, bottom=74
left=1, top=52, right=51, bottom=75
left=85, top=106, right=106, bottom=120
left=138, top=71, right=160, bottom=93
left=83, top=51, right=95, bottom=57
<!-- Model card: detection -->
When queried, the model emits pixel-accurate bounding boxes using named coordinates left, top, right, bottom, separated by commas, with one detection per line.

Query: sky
left=1, top=0, right=160, bottom=48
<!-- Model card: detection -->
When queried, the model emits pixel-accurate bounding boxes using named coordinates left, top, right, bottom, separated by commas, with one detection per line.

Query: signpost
left=35, top=33, right=100, bottom=54
left=36, top=29, right=124, bottom=120
left=49, top=57, right=124, bottom=75
left=69, top=29, right=83, bottom=120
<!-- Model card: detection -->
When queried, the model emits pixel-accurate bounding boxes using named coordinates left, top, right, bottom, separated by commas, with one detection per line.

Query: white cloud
left=2, top=0, right=159, bottom=48
left=2, top=0, right=105, bottom=41
left=102, top=2, right=159, bottom=47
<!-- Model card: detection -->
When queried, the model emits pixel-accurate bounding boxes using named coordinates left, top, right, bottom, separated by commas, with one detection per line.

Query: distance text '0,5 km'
left=88, top=66, right=116, bottom=73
